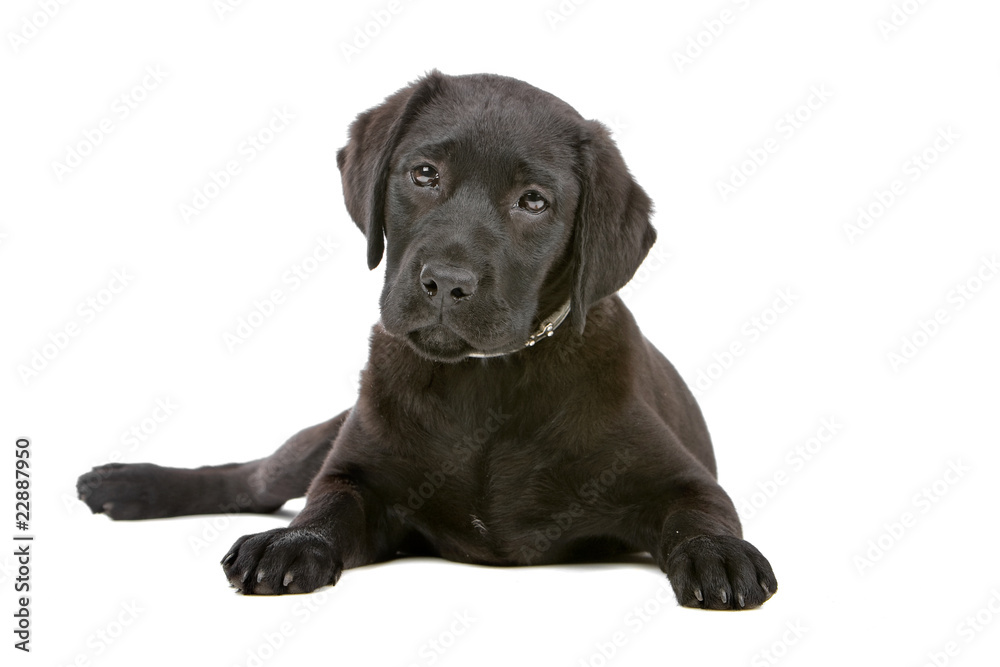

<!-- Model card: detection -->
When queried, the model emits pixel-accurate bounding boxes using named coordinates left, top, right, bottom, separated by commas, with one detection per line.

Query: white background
left=2, top=0, right=999, bottom=665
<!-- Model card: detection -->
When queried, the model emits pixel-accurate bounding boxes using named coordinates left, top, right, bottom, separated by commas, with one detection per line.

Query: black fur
left=77, top=72, right=776, bottom=610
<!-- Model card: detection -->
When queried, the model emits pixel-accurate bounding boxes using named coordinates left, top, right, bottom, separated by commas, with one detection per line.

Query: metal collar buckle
left=467, top=299, right=572, bottom=359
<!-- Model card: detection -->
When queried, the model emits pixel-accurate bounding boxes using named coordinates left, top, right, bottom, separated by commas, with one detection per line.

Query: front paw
left=664, top=535, right=777, bottom=610
left=77, top=463, right=167, bottom=520
left=221, top=527, right=342, bottom=595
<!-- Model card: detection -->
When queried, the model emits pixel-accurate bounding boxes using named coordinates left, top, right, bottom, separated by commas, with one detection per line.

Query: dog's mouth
left=379, top=282, right=544, bottom=363
left=406, top=324, right=476, bottom=362
left=391, top=295, right=572, bottom=363
left=404, top=320, right=543, bottom=362
left=382, top=292, right=530, bottom=362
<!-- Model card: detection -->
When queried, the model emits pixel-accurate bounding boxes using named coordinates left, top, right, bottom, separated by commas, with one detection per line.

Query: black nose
left=420, top=263, right=478, bottom=302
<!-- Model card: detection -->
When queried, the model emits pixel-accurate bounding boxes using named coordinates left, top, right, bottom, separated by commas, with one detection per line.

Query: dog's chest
left=365, top=357, right=632, bottom=564
left=386, top=418, right=598, bottom=565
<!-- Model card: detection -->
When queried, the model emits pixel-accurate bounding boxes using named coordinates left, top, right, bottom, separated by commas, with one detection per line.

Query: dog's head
left=337, top=71, right=655, bottom=363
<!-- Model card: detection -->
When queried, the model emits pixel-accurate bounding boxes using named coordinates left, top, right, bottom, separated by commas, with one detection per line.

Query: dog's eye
left=410, top=165, right=440, bottom=188
left=518, top=191, right=548, bottom=214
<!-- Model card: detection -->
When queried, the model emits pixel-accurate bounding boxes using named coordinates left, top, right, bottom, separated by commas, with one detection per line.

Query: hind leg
left=76, top=410, right=349, bottom=520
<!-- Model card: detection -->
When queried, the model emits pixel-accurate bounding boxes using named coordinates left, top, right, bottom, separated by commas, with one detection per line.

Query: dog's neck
left=465, top=299, right=572, bottom=359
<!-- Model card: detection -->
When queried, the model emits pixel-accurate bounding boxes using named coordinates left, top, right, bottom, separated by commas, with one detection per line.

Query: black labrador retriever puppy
left=77, top=71, right=777, bottom=610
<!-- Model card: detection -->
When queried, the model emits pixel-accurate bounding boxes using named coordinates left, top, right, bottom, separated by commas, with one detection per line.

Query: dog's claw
left=665, top=535, right=777, bottom=610
left=222, top=527, right=342, bottom=595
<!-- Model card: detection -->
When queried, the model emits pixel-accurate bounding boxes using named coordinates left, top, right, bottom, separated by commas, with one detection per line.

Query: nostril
left=419, top=263, right=477, bottom=302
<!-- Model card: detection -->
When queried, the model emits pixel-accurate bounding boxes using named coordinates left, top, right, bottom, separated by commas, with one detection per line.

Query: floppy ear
left=336, top=71, right=445, bottom=270
left=569, top=121, right=657, bottom=333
